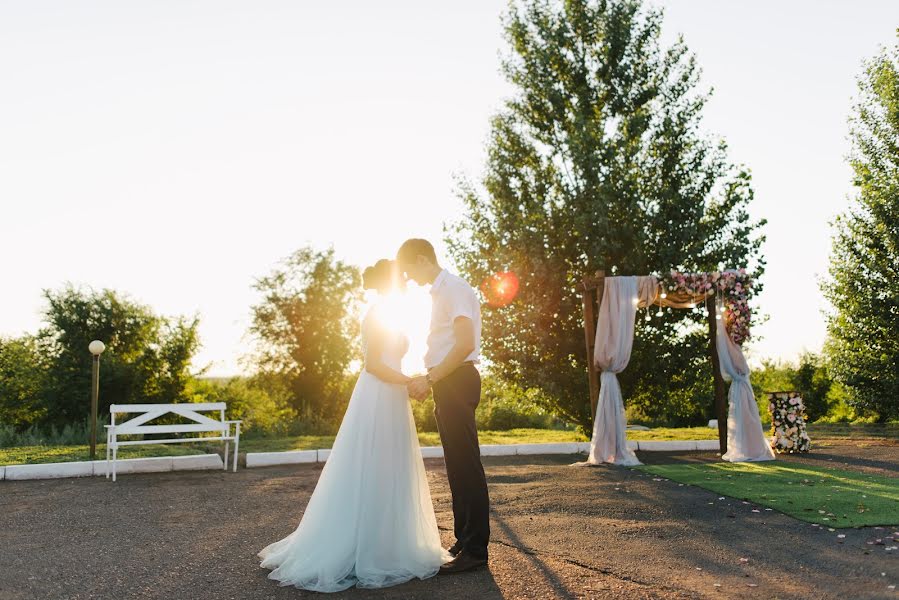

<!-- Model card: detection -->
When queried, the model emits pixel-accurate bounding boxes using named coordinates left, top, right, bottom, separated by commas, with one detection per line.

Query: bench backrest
left=109, top=403, right=228, bottom=435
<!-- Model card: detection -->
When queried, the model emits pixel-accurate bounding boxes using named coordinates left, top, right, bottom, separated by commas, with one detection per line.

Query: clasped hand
left=406, top=375, right=430, bottom=401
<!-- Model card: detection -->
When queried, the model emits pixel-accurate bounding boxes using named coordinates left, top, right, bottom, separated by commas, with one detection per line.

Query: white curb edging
left=515, top=442, right=581, bottom=455
left=6, top=461, right=94, bottom=480
left=246, top=450, right=316, bottom=468
left=479, top=444, right=519, bottom=456
left=92, top=456, right=174, bottom=477
left=242, top=439, right=720, bottom=468
left=0, top=440, right=724, bottom=481
left=420, top=446, right=444, bottom=459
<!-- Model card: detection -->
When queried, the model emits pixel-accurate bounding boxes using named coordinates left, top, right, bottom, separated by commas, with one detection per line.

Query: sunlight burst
left=363, top=286, right=432, bottom=374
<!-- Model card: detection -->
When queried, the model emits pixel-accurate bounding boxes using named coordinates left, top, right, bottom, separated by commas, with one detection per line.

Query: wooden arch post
left=580, top=272, right=729, bottom=454
left=581, top=271, right=605, bottom=421
left=705, top=296, right=729, bottom=455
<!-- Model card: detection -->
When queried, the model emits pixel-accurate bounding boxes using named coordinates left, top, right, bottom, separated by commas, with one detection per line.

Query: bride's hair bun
left=362, top=259, right=397, bottom=291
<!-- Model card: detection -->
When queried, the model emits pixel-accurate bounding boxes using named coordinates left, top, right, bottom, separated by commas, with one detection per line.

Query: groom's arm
left=407, top=318, right=473, bottom=400
left=427, top=316, right=475, bottom=383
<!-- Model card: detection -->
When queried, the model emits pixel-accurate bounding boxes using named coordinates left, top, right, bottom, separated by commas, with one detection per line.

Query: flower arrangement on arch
left=661, top=269, right=753, bottom=345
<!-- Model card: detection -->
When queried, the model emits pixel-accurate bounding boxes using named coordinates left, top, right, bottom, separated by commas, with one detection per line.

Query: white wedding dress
left=258, top=307, right=450, bottom=592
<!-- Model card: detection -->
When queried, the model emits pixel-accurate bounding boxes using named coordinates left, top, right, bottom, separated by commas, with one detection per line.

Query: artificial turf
left=636, top=461, right=899, bottom=528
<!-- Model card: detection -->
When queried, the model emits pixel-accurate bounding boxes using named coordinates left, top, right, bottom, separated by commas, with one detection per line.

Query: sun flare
left=363, top=286, right=433, bottom=375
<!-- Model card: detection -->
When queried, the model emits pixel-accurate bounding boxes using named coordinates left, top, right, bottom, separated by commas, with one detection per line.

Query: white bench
left=105, top=403, right=241, bottom=482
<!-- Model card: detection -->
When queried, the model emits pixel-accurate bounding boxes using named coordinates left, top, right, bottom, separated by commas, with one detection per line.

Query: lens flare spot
left=481, top=271, right=520, bottom=308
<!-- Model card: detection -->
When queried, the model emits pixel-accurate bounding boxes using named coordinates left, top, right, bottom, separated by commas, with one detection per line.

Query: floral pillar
left=768, top=392, right=811, bottom=453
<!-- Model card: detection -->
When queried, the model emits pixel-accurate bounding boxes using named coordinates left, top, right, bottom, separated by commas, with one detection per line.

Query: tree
left=793, top=353, right=834, bottom=423
left=823, top=31, right=899, bottom=421
left=36, top=285, right=201, bottom=426
left=448, top=0, right=765, bottom=432
left=0, top=336, right=49, bottom=428
left=246, top=246, right=362, bottom=425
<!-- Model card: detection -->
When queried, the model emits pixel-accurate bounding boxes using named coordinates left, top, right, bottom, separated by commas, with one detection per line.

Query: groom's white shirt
left=424, top=269, right=481, bottom=369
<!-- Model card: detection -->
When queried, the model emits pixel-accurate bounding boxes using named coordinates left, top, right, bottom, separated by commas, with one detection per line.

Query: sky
left=1, top=1, right=897, bottom=377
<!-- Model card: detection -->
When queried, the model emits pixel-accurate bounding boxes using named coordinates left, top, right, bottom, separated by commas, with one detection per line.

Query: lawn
left=636, top=462, right=899, bottom=528
left=0, top=443, right=205, bottom=466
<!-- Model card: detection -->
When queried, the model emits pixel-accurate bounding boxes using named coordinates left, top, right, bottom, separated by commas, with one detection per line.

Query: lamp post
left=88, top=340, right=106, bottom=460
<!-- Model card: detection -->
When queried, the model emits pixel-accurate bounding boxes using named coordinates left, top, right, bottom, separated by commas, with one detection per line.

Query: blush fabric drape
left=586, top=276, right=654, bottom=466
left=715, top=304, right=775, bottom=462
left=585, top=275, right=774, bottom=465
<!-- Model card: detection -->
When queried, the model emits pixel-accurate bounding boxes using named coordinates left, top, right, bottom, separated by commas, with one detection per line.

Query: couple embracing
left=258, top=239, right=491, bottom=592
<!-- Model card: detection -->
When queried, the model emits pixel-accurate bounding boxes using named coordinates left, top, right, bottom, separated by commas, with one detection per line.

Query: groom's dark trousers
left=432, top=363, right=490, bottom=560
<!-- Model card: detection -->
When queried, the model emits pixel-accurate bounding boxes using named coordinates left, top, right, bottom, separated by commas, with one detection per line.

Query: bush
left=406, top=373, right=567, bottom=433
left=187, top=376, right=297, bottom=437
left=0, top=416, right=105, bottom=448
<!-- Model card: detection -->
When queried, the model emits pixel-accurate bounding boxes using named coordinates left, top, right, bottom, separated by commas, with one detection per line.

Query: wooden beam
left=582, top=270, right=605, bottom=421
left=706, top=296, right=728, bottom=455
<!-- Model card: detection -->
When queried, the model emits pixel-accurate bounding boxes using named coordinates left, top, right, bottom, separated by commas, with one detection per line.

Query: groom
left=397, top=238, right=490, bottom=574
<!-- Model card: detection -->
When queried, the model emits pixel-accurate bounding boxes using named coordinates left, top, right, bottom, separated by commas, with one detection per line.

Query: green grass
left=625, top=427, right=719, bottom=441
left=636, top=462, right=899, bottom=528
left=0, top=443, right=207, bottom=466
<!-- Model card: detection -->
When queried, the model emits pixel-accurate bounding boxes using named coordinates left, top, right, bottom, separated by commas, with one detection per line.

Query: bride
left=258, top=259, right=450, bottom=592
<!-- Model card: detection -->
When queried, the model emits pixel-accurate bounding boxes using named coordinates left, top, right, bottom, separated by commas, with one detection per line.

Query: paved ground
left=0, top=442, right=897, bottom=600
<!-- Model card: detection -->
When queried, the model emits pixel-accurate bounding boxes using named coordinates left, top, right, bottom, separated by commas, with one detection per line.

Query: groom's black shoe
left=439, top=551, right=487, bottom=575
left=448, top=542, right=463, bottom=557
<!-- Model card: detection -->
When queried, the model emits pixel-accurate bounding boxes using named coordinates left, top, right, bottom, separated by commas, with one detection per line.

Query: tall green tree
left=246, top=246, right=362, bottom=425
left=823, top=32, right=899, bottom=421
left=36, top=285, right=201, bottom=426
left=448, top=0, right=765, bottom=432
left=0, top=336, right=49, bottom=428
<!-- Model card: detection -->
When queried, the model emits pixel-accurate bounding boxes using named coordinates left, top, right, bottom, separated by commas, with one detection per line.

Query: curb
left=0, top=441, right=723, bottom=481
left=1, top=454, right=224, bottom=481
left=243, top=439, right=720, bottom=467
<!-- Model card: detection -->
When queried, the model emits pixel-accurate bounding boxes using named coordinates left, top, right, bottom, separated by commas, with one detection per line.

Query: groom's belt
left=427, top=360, right=476, bottom=373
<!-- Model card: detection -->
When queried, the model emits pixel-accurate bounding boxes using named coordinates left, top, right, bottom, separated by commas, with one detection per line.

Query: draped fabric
left=587, top=276, right=655, bottom=466
left=715, top=304, right=776, bottom=462
left=584, top=275, right=775, bottom=466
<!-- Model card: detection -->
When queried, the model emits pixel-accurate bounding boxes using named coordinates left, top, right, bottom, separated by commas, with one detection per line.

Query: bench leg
left=112, top=445, right=117, bottom=482
left=224, top=441, right=229, bottom=470
left=105, top=438, right=111, bottom=479
left=233, top=432, right=239, bottom=473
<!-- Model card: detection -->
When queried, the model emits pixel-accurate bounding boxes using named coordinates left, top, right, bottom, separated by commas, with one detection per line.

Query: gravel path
left=1, top=443, right=897, bottom=599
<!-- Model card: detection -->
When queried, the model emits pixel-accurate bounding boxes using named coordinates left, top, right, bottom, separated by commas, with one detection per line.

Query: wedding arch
left=580, top=270, right=774, bottom=466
